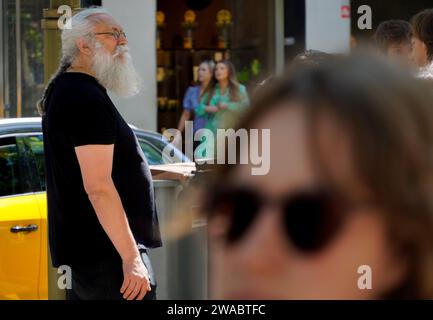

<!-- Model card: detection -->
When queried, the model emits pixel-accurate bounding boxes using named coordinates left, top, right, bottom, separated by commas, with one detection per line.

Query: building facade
left=0, top=0, right=357, bottom=132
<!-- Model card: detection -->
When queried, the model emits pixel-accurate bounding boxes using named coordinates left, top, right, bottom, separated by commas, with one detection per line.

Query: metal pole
left=274, top=0, right=285, bottom=75
left=0, top=1, right=4, bottom=118
left=16, top=0, right=22, bottom=117
left=42, top=0, right=81, bottom=84
left=41, top=0, right=81, bottom=300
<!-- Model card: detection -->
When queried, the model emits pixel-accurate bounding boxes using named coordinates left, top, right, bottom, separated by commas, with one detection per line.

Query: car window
left=138, top=138, right=164, bottom=165
left=0, top=137, right=32, bottom=196
left=136, top=133, right=185, bottom=164
left=17, top=135, right=45, bottom=192
left=9, top=133, right=183, bottom=189
left=140, top=135, right=168, bottom=154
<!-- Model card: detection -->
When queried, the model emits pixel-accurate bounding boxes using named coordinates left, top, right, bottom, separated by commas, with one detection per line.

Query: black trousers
left=66, top=249, right=157, bottom=300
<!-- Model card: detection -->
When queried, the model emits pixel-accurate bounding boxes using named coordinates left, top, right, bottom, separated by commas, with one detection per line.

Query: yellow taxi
left=0, top=118, right=187, bottom=299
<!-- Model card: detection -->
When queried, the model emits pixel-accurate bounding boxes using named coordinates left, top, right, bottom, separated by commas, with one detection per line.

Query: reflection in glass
left=2, top=0, right=48, bottom=118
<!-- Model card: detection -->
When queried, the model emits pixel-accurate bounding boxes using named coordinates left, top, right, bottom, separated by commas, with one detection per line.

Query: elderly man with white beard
left=38, top=8, right=162, bottom=300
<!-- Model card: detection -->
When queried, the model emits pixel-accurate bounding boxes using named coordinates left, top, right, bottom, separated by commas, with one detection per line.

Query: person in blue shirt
left=177, top=60, right=215, bottom=134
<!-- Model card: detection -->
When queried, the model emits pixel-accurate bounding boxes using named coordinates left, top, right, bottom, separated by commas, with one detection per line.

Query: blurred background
left=1, top=0, right=432, bottom=130
left=2, top=0, right=433, bottom=300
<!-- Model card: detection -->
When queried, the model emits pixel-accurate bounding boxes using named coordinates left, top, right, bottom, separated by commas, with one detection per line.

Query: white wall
left=305, top=0, right=351, bottom=54
left=102, top=0, right=157, bottom=131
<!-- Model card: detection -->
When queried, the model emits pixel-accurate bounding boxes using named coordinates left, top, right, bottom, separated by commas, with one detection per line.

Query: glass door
left=1, top=0, right=49, bottom=119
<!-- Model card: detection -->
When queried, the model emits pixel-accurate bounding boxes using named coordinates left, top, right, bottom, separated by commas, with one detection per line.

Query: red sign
left=341, top=5, right=350, bottom=19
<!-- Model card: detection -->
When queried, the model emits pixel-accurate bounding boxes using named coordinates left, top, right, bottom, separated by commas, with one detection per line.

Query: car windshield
left=135, top=132, right=187, bottom=164
left=6, top=123, right=187, bottom=168
left=138, top=138, right=166, bottom=165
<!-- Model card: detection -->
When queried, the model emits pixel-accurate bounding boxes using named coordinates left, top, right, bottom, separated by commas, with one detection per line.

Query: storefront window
left=350, top=0, right=433, bottom=47
left=156, top=0, right=277, bottom=133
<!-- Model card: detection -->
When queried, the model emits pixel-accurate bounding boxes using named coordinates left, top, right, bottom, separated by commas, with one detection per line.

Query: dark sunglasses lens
left=283, top=192, right=343, bottom=253
left=212, top=188, right=262, bottom=244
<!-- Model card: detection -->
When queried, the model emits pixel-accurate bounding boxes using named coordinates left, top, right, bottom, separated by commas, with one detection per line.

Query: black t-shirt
left=42, top=72, right=162, bottom=268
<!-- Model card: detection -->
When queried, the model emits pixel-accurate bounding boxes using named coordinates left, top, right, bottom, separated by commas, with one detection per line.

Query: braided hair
left=36, top=57, right=72, bottom=116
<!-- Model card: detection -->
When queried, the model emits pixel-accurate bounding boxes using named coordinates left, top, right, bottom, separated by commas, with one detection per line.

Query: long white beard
left=91, top=43, right=142, bottom=97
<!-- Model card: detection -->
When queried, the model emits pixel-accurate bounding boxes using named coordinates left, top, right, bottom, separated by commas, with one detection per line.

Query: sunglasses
left=206, top=186, right=370, bottom=253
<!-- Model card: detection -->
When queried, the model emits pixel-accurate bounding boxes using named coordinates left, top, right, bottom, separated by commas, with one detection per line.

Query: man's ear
left=76, top=38, right=92, bottom=56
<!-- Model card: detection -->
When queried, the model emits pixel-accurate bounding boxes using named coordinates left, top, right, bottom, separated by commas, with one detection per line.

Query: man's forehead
left=90, top=13, right=123, bottom=31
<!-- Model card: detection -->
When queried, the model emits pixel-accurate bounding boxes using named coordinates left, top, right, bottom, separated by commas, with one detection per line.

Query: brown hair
left=374, top=20, right=413, bottom=52
left=207, top=55, right=433, bottom=299
left=199, top=60, right=216, bottom=99
left=411, top=9, right=433, bottom=61
left=205, top=60, right=242, bottom=104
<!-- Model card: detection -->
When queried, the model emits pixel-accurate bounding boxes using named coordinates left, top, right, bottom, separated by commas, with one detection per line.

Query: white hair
left=37, top=7, right=127, bottom=114
left=92, top=42, right=142, bottom=97
left=61, top=7, right=109, bottom=65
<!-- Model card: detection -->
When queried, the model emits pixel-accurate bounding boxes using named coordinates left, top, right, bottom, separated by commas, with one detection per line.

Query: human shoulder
left=186, top=85, right=200, bottom=94
left=238, top=83, right=247, bottom=92
left=55, top=73, right=105, bottom=96
left=54, top=73, right=109, bottom=107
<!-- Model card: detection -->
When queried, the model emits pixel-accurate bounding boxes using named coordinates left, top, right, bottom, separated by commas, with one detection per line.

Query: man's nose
left=118, top=35, right=128, bottom=46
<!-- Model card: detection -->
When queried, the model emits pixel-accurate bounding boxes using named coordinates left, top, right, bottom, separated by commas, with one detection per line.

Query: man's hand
left=205, top=105, right=219, bottom=113
left=120, top=255, right=151, bottom=300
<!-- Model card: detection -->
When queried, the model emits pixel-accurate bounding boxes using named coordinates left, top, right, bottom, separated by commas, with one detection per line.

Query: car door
left=16, top=134, right=48, bottom=299
left=0, top=136, right=42, bottom=300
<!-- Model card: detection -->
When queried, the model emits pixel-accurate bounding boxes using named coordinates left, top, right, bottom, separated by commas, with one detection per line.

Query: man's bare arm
left=75, top=144, right=151, bottom=300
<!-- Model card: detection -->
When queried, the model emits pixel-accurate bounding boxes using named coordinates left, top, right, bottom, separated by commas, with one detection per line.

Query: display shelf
left=157, top=48, right=230, bottom=133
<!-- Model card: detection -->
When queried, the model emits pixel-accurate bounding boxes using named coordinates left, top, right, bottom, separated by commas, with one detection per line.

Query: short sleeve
left=66, top=91, right=117, bottom=147
left=182, top=86, right=197, bottom=111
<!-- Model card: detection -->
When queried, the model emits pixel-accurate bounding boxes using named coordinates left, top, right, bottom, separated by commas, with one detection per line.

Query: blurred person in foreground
left=253, top=50, right=332, bottom=100
left=204, top=55, right=433, bottom=299
left=290, top=50, right=333, bottom=68
left=373, top=20, right=413, bottom=65
left=411, top=9, right=433, bottom=78
left=38, top=8, right=161, bottom=300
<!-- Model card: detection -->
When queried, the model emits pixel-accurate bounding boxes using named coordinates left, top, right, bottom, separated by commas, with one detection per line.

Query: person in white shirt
left=411, top=9, right=433, bottom=79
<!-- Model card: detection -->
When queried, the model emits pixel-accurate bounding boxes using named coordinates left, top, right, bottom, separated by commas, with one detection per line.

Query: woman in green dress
left=196, top=60, right=249, bottom=134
